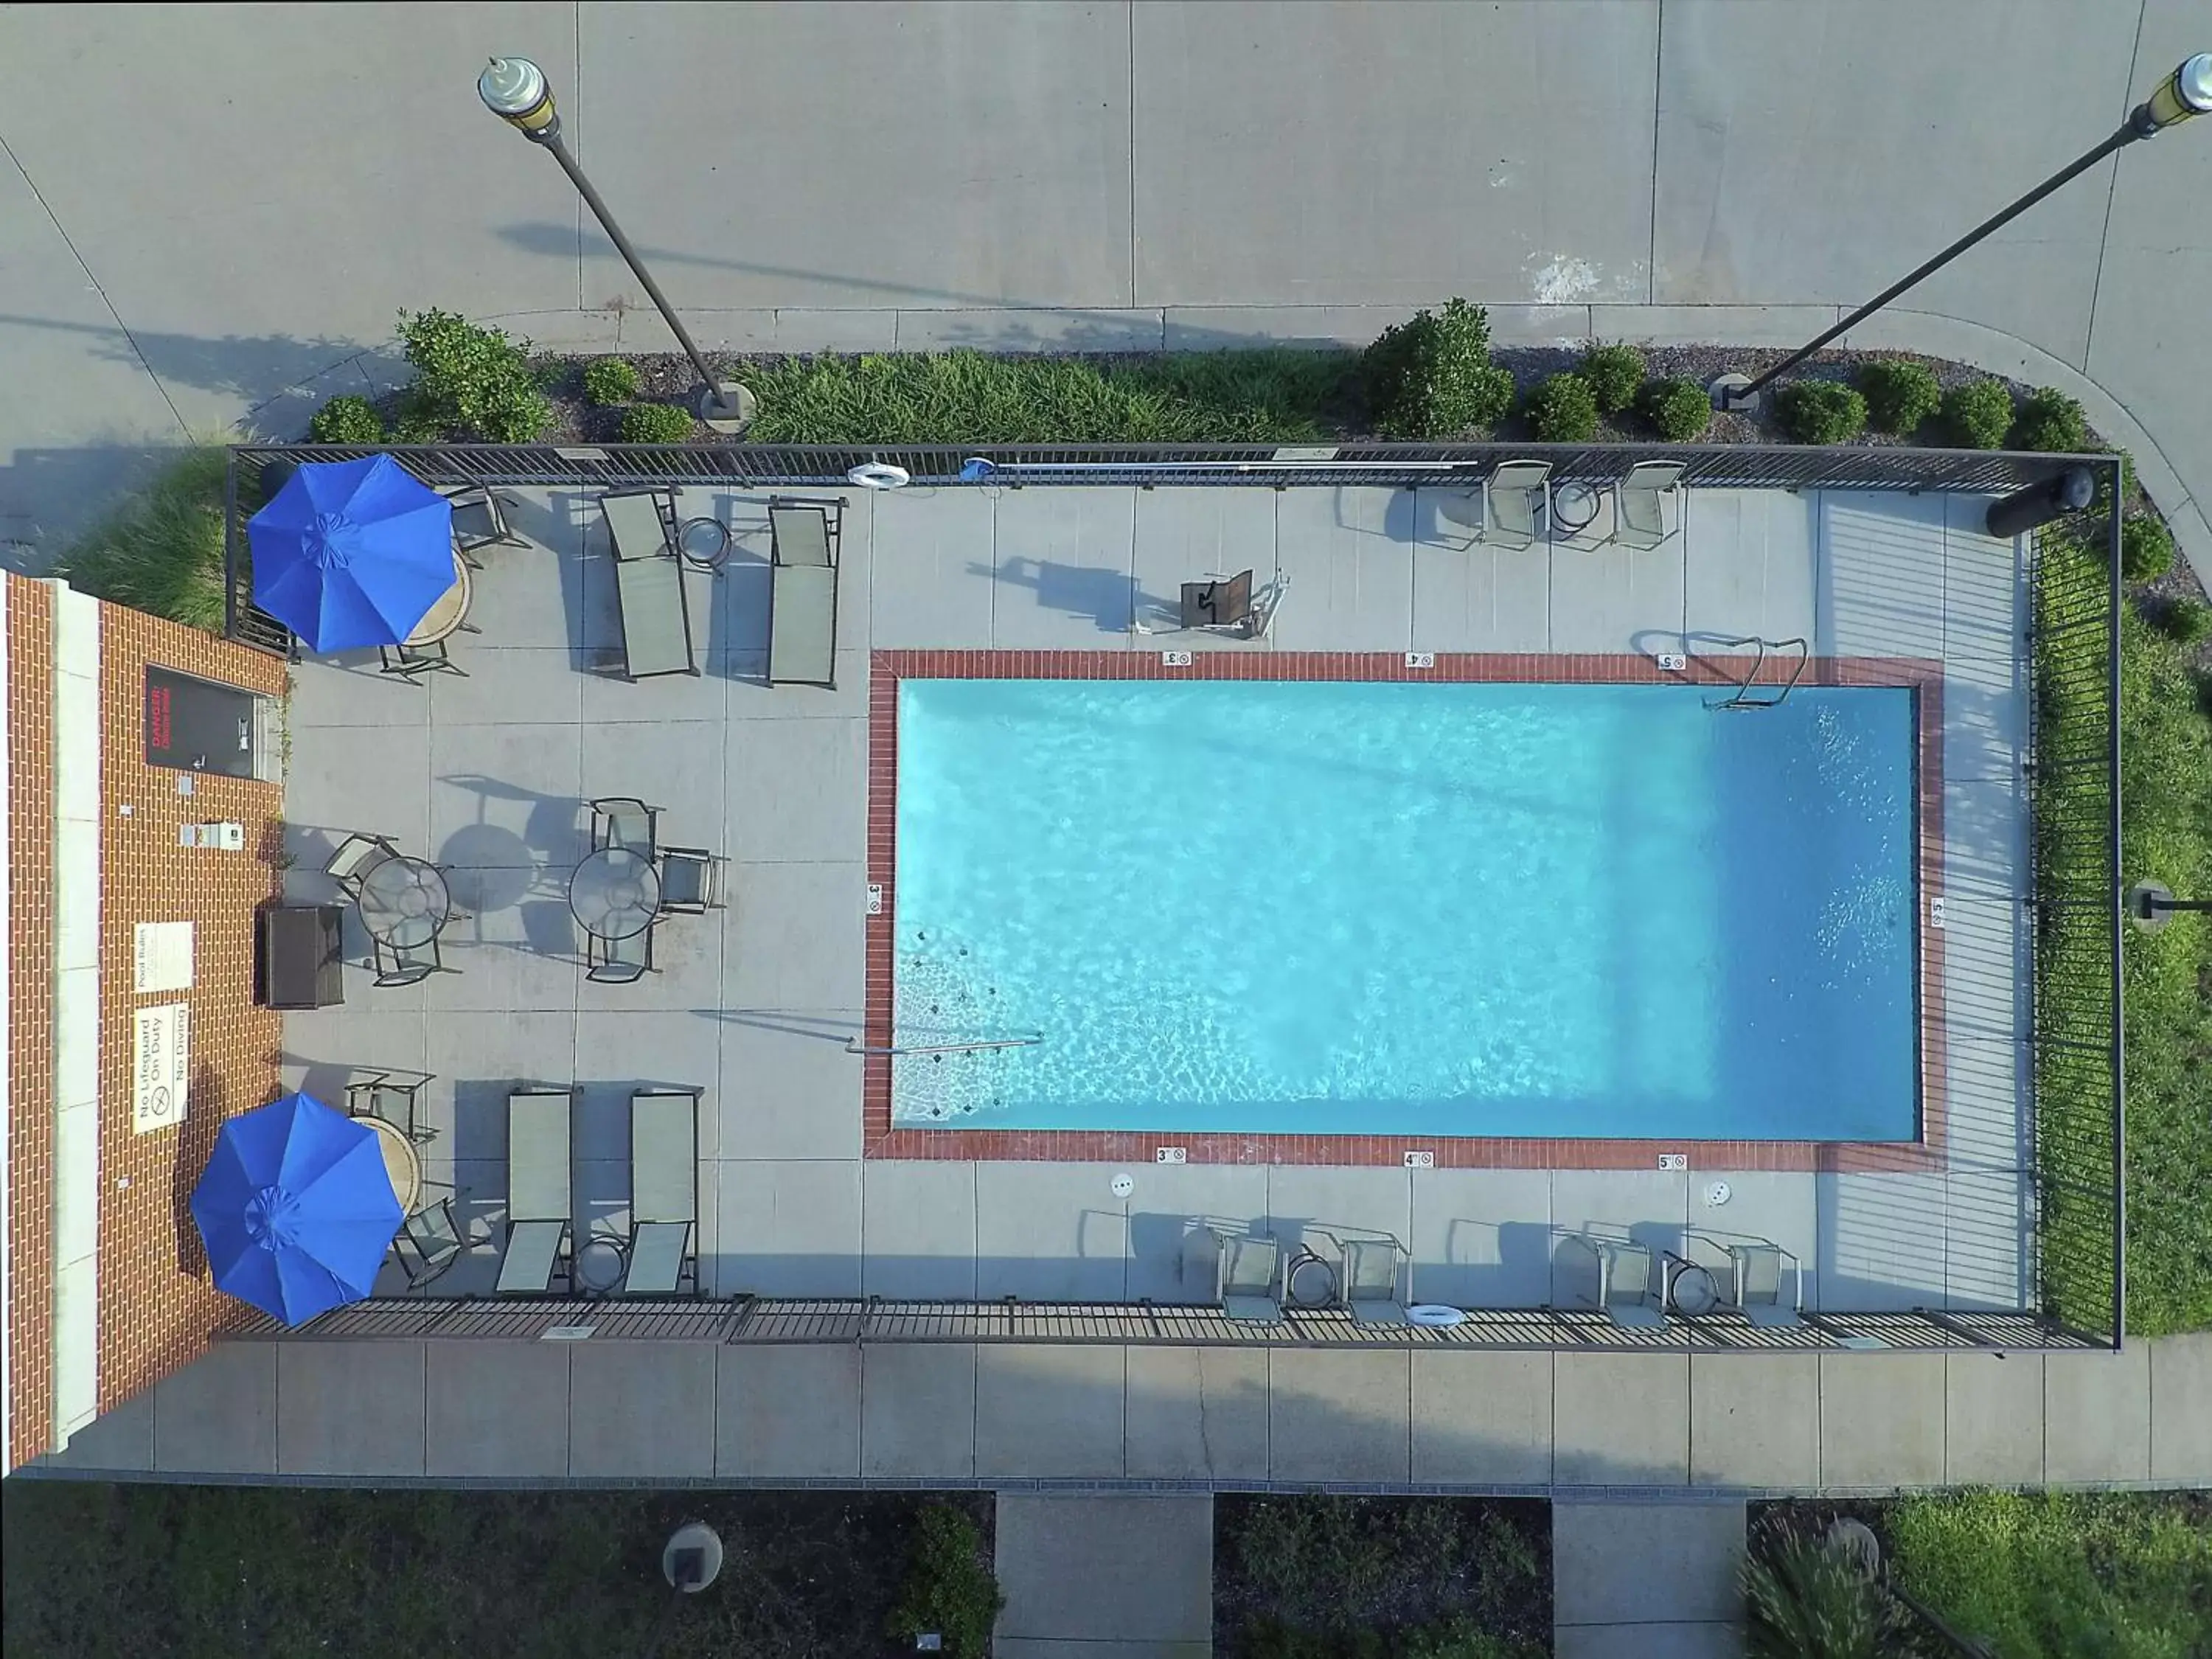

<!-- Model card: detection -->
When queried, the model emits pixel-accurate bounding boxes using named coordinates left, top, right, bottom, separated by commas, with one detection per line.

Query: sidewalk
left=1, top=1, right=2205, bottom=573
left=35, top=1332, right=2212, bottom=1492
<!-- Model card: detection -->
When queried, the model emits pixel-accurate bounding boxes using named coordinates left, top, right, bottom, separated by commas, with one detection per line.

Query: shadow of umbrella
left=435, top=823, right=540, bottom=914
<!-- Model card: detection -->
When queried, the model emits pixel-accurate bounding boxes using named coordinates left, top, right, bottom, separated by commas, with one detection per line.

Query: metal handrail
left=844, top=1034, right=1043, bottom=1057
left=1703, top=635, right=1809, bottom=709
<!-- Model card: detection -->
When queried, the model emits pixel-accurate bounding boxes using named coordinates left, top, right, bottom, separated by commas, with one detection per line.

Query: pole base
left=699, top=381, right=757, bottom=436
left=2126, top=880, right=2174, bottom=933
left=662, top=1521, right=725, bottom=1592
left=1708, top=372, right=1759, bottom=414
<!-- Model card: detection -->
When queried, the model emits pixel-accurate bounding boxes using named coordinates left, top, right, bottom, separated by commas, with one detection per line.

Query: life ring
left=846, top=462, right=911, bottom=490
left=1406, top=1304, right=1467, bottom=1328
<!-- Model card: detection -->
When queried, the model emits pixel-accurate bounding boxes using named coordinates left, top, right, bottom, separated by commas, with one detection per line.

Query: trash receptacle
left=1985, top=465, right=2094, bottom=539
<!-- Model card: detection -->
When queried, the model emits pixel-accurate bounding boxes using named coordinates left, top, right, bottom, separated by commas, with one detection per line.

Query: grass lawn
left=0, top=1483, right=992, bottom=1659
left=1214, top=1496, right=1550, bottom=1659
left=2034, top=524, right=2212, bottom=1337
left=1890, top=1490, right=2212, bottom=1659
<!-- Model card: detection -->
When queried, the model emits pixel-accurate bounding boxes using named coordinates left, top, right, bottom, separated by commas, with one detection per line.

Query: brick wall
left=6, top=576, right=56, bottom=1470
left=94, top=606, right=287, bottom=1414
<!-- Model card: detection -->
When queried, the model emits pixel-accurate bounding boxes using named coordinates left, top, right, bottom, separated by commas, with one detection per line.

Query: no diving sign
left=133, top=1003, right=191, bottom=1133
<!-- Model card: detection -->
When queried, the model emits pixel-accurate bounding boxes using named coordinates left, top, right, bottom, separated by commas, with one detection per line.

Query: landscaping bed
left=1214, top=1495, right=1551, bottom=1659
left=1747, top=1491, right=2212, bottom=1659
left=0, top=1483, right=997, bottom=1659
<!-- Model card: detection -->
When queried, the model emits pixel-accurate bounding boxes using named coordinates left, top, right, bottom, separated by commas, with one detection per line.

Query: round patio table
left=677, top=515, right=732, bottom=572
left=357, top=855, right=451, bottom=949
left=1552, top=481, right=1603, bottom=538
left=359, top=1115, right=422, bottom=1214
left=575, top=1236, right=627, bottom=1296
left=568, top=846, right=662, bottom=941
left=403, top=553, right=473, bottom=646
left=1666, top=1258, right=1721, bottom=1316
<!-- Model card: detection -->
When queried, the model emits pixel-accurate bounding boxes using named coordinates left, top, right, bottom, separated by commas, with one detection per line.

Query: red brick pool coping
left=864, top=649, right=1946, bottom=1174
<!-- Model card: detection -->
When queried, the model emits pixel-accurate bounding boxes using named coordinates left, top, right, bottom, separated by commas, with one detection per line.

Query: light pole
left=2126, top=881, right=2211, bottom=934
left=1714, top=52, right=2212, bottom=412
left=477, top=56, right=755, bottom=434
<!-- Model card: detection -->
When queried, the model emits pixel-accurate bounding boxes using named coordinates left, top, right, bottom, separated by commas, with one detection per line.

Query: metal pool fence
left=222, top=439, right=2086, bottom=656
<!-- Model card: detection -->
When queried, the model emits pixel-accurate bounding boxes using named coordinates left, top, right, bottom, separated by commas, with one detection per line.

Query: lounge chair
left=1725, top=1240, right=1804, bottom=1328
left=394, top=1196, right=467, bottom=1291
left=625, top=1089, right=700, bottom=1295
left=585, top=923, right=656, bottom=984
left=657, top=846, right=726, bottom=913
left=324, top=832, right=400, bottom=897
left=497, top=1087, right=574, bottom=1294
left=1482, top=460, right=1553, bottom=550
left=768, top=497, right=842, bottom=688
left=599, top=488, right=699, bottom=680
left=1338, top=1237, right=1411, bottom=1326
left=441, top=485, right=528, bottom=564
left=1610, top=461, right=1684, bottom=551
left=589, top=796, right=661, bottom=859
left=1564, top=1234, right=1664, bottom=1329
left=1219, top=1233, right=1284, bottom=1324
left=371, top=932, right=453, bottom=988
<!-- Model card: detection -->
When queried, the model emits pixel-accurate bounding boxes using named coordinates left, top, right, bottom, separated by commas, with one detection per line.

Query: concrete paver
left=152, top=1340, right=277, bottom=1475
left=1555, top=1499, right=1745, bottom=1627
left=995, top=1494, right=1212, bottom=1645
left=567, top=1343, right=716, bottom=1479
left=2045, top=1345, right=2152, bottom=1484
left=2149, top=1332, right=2212, bottom=1484
left=1411, top=1351, right=1552, bottom=1485
left=275, top=1340, right=426, bottom=1478
left=1944, top=1351, right=2045, bottom=1486
left=861, top=1343, right=976, bottom=1480
left=1554, top=1354, right=1688, bottom=1486
left=975, top=1346, right=1127, bottom=1479
left=424, top=1343, right=571, bottom=1478
left=1820, top=1353, right=1944, bottom=1487
left=1123, top=1346, right=1270, bottom=1481
left=1691, top=1355, right=1820, bottom=1489
left=715, top=1344, right=863, bottom=1478
left=1267, top=1349, right=1411, bottom=1484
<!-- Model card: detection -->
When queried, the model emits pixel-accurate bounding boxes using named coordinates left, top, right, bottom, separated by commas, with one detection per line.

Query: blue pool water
left=892, top=678, right=1919, bottom=1141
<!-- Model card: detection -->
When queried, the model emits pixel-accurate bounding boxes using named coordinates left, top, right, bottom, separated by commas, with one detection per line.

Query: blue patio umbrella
left=246, top=455, right=456, bottom=650
left=189, top=1092, right=405, bottom=1325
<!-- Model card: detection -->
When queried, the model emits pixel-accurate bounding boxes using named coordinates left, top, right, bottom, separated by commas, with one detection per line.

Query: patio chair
left=768, top=497, right=842, bottom=689
left=394, top=1195, right=467, bottom=1291
left=441, top=485, right=529, bottom=565
left=1338, top=1237, right=1411, bottom=1326
left=657, top=846, right=727, bottom=913
left=371, top=931, right=455, bottom=988
left=1725, top=1240, right=1804, bottom=1328
left=589, top=796, right=661, bottom=858
left=324, top=832, right=400, bottom=897
left=1218, top=1232, right=1284, bottom=1324
left=345, top=1071, right=437, bottom=1145
left=1610, top=461, right=1684, bottom=551
left=497, top=1087, right=574, bottom=1294
left=598, top=488, right=699, bottom=680
left=585, top=922, right=656, bottom=984
left=378, top=639, right=467, bottom=681
left=625, top=1088, right=700, bottom=1295
left=1564, top=1234, right=1665, bottom=1329
left=1481, top=460, right=1553, bottom=550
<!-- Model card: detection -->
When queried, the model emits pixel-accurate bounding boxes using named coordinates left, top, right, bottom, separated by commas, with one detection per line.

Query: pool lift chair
left=1137, top=569, right=1291, bottom=641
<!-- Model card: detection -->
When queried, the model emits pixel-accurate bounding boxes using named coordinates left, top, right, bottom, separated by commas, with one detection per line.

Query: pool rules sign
left=133, top=1003, right=191, bottom=1133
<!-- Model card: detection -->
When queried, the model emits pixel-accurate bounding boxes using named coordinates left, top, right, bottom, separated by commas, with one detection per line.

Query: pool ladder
left=1705, top=636, right=1809, bottom=709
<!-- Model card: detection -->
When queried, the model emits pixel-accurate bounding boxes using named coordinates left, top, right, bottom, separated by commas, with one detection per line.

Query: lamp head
left=479, top=56, right=559, bottom=140
left=2135, top=53, right=2212, bottom=133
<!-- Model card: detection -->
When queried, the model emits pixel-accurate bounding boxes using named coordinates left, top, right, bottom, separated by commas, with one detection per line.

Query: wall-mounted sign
left=133, top=921, right=195, bottom=993
left=133, top=1003, right=191, bottom=1133
left=145, top=667, right=257, bottom=778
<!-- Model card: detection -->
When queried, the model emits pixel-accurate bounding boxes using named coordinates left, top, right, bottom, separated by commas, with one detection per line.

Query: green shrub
left=1742, top=1533, right=1913, bottom=1659
left=2119, top=515, right=2176, bottom=581
left=617, top=401, right=695, bottom=443
left=2156, top=596, right=2212, bottom=644
left=886, top=1503, right=1004, bottom=1659
left=1853, top=359, right=1941, bottom=436
left=306, top=394, right=384, bottom=445
left=1525, top=372, right=1599, bottom=442
left=2013, top=386, right=2088, bottom=453
left=1576, top=342, right=1645, bottom=415
left=1944, top=377, right=2016, bottom=448
left=580, top=357, right=641, bottom=406
left=1395, top=1616, right=1544, bottom=1659
left=1362, top=299, right=1514, bottom=438
left=52, top=448, right=230, bottom=631
left=1773, top=380, right=1868, bottom=445
left=1639, top=376, right=1711, bottom=442
left=395, top=307, right=553, bottom=442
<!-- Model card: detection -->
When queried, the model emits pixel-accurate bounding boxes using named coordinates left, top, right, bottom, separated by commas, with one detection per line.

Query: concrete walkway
left=995, top=1494, right=1214, bottom=1659
left=1, top=1, right=2205, bottom=572
left=35, top=1332, right=2212, bottom=1492
left=1554, top=1500, right=1745, bottom=1659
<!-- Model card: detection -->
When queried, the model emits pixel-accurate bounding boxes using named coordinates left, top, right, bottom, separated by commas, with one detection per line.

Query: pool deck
left=274, top=481, right=2030, bottom=1319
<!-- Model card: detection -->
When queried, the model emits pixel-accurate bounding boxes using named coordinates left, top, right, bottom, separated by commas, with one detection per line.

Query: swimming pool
left=890, top=677, right=1919, bottom=1141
